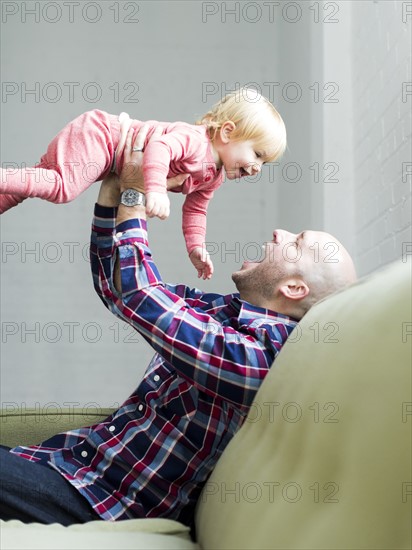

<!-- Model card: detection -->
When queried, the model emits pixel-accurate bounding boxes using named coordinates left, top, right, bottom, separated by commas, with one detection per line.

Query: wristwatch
left=120, top=189, right=146, bottom=207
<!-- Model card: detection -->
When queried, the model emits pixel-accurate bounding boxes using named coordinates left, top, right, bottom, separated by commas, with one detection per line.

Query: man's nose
left=272, top=230, right=284, bottom=244
left=273, top=230, right=296, bottom=243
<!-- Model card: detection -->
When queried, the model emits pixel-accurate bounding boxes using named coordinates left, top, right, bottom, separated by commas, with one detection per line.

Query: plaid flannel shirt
left=11, top=204, right=297, bottom=526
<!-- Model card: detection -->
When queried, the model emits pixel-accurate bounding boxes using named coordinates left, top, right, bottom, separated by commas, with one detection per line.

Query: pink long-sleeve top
left=0, top=110, right=223, bottom=254
left=117, top=119, right=224, bottom=255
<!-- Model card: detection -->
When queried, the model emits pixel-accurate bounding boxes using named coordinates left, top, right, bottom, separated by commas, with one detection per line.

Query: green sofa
left=1, top=259, right=411, bottom=550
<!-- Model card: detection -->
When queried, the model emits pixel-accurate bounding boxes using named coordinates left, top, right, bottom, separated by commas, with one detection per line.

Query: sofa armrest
left=0, top=407, right=115, bottom=448
left=0, top=408, right=200, bottom=550
left=195, top=260, right=412, bottom=550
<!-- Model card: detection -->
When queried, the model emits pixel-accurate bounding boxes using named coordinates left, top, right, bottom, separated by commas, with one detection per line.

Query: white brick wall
left=351, top=0, right=412, bottom=275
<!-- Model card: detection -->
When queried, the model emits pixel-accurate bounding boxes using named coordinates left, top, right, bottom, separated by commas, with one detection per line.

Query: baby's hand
left=189, top=246, right=214, bottom=280
left=146, top=192, right=170, bottom=220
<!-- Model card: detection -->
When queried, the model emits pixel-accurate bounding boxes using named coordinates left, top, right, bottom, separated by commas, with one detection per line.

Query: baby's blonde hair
left=197, top=87, right=287, bottom=162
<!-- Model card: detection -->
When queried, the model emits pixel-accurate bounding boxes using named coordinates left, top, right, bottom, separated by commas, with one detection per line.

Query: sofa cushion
left=195, top=260, right=412, bottom=549
left=0, top=408, right=114, bottom=448
left=0, top=518, right=199, bottom=550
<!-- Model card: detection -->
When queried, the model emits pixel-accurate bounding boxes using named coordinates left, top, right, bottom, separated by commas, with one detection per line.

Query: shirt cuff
left=116, top=217, right=147, bottom=235
left=113, top=217, right=162, bottom=294
left=93, top=203, right=118, bottom=230
left=114, top=217, right=148, bottom=248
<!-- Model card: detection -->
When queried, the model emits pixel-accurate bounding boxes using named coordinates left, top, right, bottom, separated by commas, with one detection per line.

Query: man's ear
left=279, top=279, right=309, bottom=301
left=219, top=121, right=236, bottom=143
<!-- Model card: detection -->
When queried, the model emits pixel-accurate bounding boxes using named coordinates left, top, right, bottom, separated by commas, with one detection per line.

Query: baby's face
left=219, top=139, right=265, bottom=180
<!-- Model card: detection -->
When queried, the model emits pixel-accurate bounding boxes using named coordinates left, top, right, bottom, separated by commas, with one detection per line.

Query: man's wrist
left=117, top=188, right=146, bottom=225
left=116, top=203, right=146, bottom=226
left=97, top=176, right=121, bottom=207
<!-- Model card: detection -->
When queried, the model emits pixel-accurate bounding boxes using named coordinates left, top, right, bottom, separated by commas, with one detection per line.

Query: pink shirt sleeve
left=143, top=128, right=208, bottom=194
left=182, top=188, right=215, bottom=254
left=142, top=124, right=222, bottom=255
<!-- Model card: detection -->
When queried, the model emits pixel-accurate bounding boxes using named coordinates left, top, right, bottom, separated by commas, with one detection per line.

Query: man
left=0, top=126, right=357, bottom=529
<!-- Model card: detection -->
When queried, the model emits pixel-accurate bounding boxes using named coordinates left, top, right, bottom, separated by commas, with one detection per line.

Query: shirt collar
left=230, top=296, right=298, bottom=326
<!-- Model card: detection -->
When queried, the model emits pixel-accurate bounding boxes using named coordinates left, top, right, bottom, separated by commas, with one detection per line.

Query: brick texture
left=351, top=1, right=412, bottom=274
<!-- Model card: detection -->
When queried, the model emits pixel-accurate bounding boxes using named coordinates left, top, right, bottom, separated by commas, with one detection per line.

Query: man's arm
left=102, top=221, right=291, bottom=410
left=96, top=173, right=121, bottom=208
left=91, top=128, right=145, bottom=310
left=114, top=126, right=149, bottom=291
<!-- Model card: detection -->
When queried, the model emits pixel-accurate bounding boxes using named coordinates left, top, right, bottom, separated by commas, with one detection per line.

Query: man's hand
left=115, top=127, right=148, bottom=225
left=119, top=125, right=148, bottom=194
left=97, top=125, right=147, bottom=207
left=121, top=125, right=188, bottom=196
left=100, top=124, right=188, bottom=219
left=189, top=246, right=214, bottom=280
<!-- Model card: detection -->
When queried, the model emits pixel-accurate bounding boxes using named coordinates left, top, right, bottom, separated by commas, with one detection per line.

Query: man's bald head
left=232, top=229, right=357, bottom=319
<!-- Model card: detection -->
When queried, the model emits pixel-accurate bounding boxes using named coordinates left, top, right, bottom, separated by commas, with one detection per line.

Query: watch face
left=121, top=189, right=145, bottom=206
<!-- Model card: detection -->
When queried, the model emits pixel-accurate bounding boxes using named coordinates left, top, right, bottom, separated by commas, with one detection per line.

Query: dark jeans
left=0, top=446, right=101, bottom=525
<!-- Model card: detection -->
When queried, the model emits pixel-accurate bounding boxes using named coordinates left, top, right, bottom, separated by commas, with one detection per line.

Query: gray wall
left=1, top=1, right=411, bottom=410
left=321, top=0, right=412, bottom=275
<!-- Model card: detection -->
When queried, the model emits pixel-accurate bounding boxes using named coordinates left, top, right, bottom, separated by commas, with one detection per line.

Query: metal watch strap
left=120, top=189, right=146, bottom=207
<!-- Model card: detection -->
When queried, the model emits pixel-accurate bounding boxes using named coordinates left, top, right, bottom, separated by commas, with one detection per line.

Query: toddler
left=0, top=88, right=286, bottom=278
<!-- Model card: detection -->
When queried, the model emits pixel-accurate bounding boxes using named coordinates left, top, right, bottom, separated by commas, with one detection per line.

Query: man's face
left=232, top=229, right=339, bottom=301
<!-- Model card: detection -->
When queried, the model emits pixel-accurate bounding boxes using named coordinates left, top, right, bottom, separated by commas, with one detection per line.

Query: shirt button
left=193, top=180, right=199, bottom=185
left=108, top=425, right=115, bottom=432
left=81, top=450, right=88, bottom=458
left=154, top=375, right=160, bottom=382
left=204, top=176, right=211, bottom=182
left=138, top=404, right=144, bottom=412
